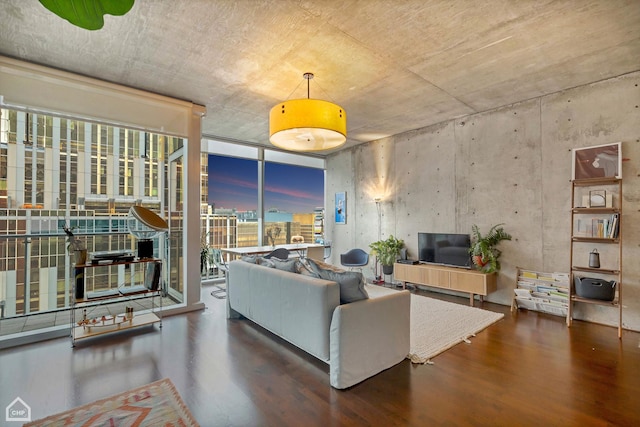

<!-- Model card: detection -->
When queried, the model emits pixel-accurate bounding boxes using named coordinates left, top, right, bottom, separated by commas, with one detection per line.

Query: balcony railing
left=1, top=218, right=321, bottom=320
left=199, top=217, right=320, bottom=282
left=0, top=231, right=169, bottom=321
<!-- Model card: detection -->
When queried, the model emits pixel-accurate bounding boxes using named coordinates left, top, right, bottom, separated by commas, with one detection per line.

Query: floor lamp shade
left=127, top=206, right=169, bottom=259
left=269, top=98, right=346, bottom=152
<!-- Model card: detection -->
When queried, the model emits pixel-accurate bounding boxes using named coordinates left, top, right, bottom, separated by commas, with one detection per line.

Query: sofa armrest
left=329, top=289, right=410, bottom=389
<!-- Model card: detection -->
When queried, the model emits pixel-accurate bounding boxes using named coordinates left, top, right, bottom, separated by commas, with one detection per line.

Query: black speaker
left=137, top=239, right=154, bottom=259
left=74, top=267, right=84, bottom=299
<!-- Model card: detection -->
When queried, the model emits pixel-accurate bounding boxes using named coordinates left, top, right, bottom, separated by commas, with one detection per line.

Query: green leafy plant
left=369, top=235, right=404, bottom=267
left=201, top=232, right=212, bottom=274
left=469, top=224, right=512, bottom=273
left=61, top=223, right=85, bottom=252
left=39, top=0, right=135, bottom=30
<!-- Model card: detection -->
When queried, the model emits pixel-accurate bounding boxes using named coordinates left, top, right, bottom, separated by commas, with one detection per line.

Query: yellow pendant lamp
left=269, top=73, right=347, bottom=152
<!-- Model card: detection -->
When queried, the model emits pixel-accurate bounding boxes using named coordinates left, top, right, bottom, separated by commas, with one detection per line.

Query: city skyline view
left=208, top=155, right=324, bottom=213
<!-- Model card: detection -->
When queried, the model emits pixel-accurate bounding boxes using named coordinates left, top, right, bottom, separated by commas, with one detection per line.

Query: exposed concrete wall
left=454, top=99, right=543, bottom=305
left=396, top=122, right=457, bottom=246
left=327, top=71, right=640, bottom=331
left=324, top=150, right=355, bottom=265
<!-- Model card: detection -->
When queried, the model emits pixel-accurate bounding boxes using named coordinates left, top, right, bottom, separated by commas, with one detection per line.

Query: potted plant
left=62, top=222, right=88, bottom=300
left=200, top=233, right=211, bottom=274
left=266, top=225, right=281, bottom=248
left=369, top=235, right=404, bottom=275
left=469, top=224, right=512, bottom=273
left=62, top=223, right=87, bottom=264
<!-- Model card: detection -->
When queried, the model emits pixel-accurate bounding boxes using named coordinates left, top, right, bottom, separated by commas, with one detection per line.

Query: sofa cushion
left=241, top=255, right=275, bottom=268
left=307, top=259, right=368, bottom=304
left=271, top=257, right=298, bottom=273
left=241, top=255, right=258, bottom=263
left=296, top=259, right=318, bottom=277
left=306, top=258, right=345, bottom=275
left=260, top=258, right=276, bottom=268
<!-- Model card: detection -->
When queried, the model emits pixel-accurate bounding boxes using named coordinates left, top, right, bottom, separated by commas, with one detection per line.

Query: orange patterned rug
left=25, top=378, right=199, bottom=426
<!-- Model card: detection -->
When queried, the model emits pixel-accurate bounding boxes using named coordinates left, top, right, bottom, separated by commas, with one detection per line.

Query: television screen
left=418, top=233, right=471, bottom=268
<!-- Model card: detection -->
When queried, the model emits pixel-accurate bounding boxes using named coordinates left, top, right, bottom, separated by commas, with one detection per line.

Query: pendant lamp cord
left=281, top=72, right=338, bottom=103
left=283, top=79, right=304, bottom=101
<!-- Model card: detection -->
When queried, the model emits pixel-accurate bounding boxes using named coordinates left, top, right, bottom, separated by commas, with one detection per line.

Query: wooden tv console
left=394, top=262, right=496, bottom=306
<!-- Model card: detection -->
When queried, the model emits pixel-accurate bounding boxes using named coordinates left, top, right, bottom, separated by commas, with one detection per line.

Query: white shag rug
left=365, top=285, right=504, bottom=364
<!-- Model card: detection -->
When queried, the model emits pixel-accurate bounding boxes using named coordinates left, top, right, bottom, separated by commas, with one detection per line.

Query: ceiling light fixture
left=269, top=72, right=347, bottom=152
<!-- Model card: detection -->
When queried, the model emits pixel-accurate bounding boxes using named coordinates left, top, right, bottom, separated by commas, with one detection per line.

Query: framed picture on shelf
left=571, top=142, right=621, bottom=180
left=588, top=190, right=607, bottom=207
left=335, top=192, right=346, bottom=224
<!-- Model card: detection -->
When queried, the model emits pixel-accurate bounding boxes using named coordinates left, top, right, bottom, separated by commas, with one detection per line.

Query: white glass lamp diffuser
left=127, top=206, right=169, bottom=259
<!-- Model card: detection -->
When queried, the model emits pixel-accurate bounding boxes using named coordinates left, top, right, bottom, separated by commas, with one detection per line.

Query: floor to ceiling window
left=206, top=154, right=259, bottom=248
left=264, top=161, right=324, bottom=246
left=0, top=55, right=204, bottom=347
left=201, top=140, right=325, bottom=275
left=0, top=108, right=184, bottom=321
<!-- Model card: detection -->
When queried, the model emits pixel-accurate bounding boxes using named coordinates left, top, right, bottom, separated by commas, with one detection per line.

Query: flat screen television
left=418, top=232, right=471, bottom=269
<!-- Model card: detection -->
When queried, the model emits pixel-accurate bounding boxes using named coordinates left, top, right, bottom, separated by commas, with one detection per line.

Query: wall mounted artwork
left=335, top=192, right=346, bottom=224
left=571, top=142, right=622, bottom=180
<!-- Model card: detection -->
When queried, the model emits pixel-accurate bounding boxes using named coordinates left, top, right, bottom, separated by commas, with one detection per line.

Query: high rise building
left=0, top=108, right=177, bottom=317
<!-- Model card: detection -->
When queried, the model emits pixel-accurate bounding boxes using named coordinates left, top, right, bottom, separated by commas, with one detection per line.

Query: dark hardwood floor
left=0, top=283, right=638, bottom=426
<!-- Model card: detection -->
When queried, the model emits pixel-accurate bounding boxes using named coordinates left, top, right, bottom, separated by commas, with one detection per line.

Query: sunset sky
left=208, top=155, right=324, bottom=213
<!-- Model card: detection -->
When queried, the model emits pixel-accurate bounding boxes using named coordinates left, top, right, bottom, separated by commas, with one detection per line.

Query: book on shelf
left=546, top=300, right=569, bottom=307
left=522, top=271, right=538, bottom=279
left=576, top=214, right=620, bottom=238
left=85, top=288, right=120, bottom=299
left=574, top=219, right=589, bottom=237
left=549, top=290, right=569, bottom=299
left=119, top=284, right=148, bottom=295
left=552, top=272, right=570, bottom=283
left=514, top=289, right=532, bottom=298
left=532, top=291, right=550, bottom=299
left=591, top=218, right=610, bottom=238
left=609, top=213, right=619, bottom=238
left=517, top=281, right=536, bottom=290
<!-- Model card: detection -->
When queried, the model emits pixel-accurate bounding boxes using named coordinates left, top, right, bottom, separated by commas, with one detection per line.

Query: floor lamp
left=372, top=197, right=385, bottom=284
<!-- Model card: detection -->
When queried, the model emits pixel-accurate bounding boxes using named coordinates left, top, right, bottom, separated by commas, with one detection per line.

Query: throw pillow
left=257, top=257, right=275, bottom=268
left=270, top=257, right=298, bottom=273
left=317, top=268, right=369, bottom=304
left=296, top=258, right=319, bottom=277
left=241, top=255, right=275, bottom=268
left=306, top=258, right=345, bottom=276
left=241, top=255, right=257, bottom=263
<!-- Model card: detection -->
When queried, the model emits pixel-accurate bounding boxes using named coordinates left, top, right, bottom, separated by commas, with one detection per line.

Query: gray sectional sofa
left=226, top=258, right=410, bottom=389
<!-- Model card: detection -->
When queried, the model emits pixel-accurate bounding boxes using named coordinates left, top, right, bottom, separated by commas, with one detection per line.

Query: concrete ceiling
left=0, top=1, right=639, bottom=155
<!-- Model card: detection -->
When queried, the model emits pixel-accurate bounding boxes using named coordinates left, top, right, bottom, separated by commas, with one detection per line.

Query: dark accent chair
left=340, top=248, right=369, bottom=271
left=264, top=248, right=290, bottom=260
